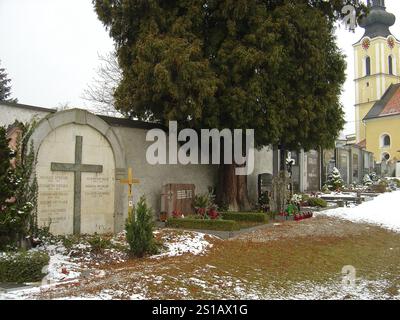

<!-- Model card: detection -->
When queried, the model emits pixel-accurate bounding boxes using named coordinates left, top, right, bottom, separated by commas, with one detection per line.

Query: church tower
left=354, top=0, right=399, bottom=143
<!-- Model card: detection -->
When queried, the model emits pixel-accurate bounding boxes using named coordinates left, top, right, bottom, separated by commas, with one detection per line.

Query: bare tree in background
left=82, top=51, right=123, bottom=117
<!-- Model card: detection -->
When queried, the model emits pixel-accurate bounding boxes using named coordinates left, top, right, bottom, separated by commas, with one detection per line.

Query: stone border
left=156, top=222, right=276, bottom=240
left=29, top=109, right=128, bottom=233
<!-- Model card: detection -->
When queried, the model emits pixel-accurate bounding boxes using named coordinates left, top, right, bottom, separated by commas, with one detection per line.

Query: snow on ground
left=152, top=231, right=213, bottom=259
left=233, top=278, right=400, bottom=300
left=0, top=230, right=213, bottom=300
left=319, top=192, right=359, bottom=198
left=319, top=190, right=400, bottom=233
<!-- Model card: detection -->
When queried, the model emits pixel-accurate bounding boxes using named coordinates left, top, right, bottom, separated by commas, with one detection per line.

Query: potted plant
left=172, top=210, right=184, bottom=219
left=208, top=207, right=219, bottom=220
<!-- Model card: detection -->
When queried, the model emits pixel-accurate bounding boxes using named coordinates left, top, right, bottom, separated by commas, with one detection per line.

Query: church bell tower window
left=365, top=56, right=371, bottom=76
left=388, top=55, right=393, bottom=75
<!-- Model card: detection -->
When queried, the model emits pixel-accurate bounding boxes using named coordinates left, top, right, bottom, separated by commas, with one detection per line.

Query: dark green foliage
left=87, top=234, right=112, bottom=254
left=306, top=197, right=328, bottom=208
left=222, top=212, right=266, bottom=223
left=0, top=126, right=15, bottom=210
left=0, top=126, right=17, bottom=249
left=0, top=251, right=49, bottom=283
left=93, top=0, right=365, bottom=150
left=0, top=61, right=17, bottom=102
left=167, top=218, right=240, bottom=232
left=125, top=196, right=158, bottom=258
left=0, top=123, right=38, bottom=249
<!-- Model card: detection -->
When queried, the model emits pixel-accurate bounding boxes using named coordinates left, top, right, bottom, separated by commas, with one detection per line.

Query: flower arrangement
left=193, top=193, right=220, bottom=220
left=172, top=210, right=184, bottom=219
left=294, top=211, right=313, bottom=221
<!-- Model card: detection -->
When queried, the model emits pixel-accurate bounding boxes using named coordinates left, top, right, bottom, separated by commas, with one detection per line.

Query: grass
left=34, top=219, right=400, bottom=300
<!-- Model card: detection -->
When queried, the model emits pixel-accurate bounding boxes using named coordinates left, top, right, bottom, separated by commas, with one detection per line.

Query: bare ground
left=27, top=217, right=400, bottom=300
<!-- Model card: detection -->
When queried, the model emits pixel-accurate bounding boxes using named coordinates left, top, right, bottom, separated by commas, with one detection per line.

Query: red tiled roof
left=364, top=84, right=400, bottom=120
left=356, top=139, right=367, bottom=149
left=380, top=86, right=400, bottom=116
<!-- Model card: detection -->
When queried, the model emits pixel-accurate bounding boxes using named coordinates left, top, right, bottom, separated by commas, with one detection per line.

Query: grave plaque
left=352, top=153, right=359, bottom=182
left=338, top=149, right=349, bottom=184
left=258, top=173, right=273, bottom=195
left=161, top=184, right=195, bottom=217
left=322, top=149, right=335, bottom=184
left=305, top=150, right=320, bottom=191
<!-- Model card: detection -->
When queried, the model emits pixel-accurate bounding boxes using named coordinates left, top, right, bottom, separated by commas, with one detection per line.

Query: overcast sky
left=1, top=0, right=400, bottom=135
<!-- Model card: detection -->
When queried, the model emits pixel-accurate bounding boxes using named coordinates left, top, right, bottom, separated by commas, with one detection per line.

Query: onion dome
left=359, top=0, right=396, bottom=38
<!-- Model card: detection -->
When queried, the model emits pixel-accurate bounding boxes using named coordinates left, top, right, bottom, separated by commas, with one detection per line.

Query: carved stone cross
left=51, top=136, right=103, bottom=235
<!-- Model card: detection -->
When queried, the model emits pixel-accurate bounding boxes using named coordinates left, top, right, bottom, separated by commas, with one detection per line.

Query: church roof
left=364, top=83, right=400, bottom=120
left=358, top=0, right=396, bottom=39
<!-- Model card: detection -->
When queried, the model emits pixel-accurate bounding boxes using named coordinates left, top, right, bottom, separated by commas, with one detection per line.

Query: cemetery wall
left=0, top=102, right=55, bottom=127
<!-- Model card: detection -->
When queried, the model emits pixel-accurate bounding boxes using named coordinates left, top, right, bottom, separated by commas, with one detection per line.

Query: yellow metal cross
left=119, top=168, right=140, bottom=220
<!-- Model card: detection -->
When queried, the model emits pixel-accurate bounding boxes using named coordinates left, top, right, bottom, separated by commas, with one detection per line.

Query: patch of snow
left=319, top=191, right=400, bottom=232
left=152, top=231, right=213, bottom=259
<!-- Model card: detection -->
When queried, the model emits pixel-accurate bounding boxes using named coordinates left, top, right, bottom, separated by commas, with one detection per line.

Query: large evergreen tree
left=93, top=0, right=366, bottom=210
left=0, top=60, right=17, bottom=102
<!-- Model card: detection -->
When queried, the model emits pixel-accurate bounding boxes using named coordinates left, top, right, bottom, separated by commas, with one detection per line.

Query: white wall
left=113, top=126, right=274, bottom=214
left=0, top=103, right=52, bottom=127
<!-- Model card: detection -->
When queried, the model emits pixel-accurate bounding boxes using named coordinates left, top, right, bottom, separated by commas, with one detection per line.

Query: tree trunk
left=237, top=173, right=251, bottom=211
left=217, top=163, right=251, bottom=212
left=217, top=164, right=239, bottom=211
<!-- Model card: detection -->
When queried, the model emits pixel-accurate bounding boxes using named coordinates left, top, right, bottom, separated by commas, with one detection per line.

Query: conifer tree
left=0, top=61, right=17, bottom=102
left=326, top=167, right=345, bottom=191
left=125, top=196, right=158, bottom=258
left=0, top=123, right=38, bottom=248
left=0, top=127, right=15, bottom=210
left=0, top=126, right=16, bottom=247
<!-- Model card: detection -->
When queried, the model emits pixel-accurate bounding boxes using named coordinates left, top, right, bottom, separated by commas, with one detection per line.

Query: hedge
left=221, top=212, right=267, bottom=223
left=306, top=197, right=328, bottom=208
left=166, top=219, right=240, bottom=231
left=0, top=251, right=50, bottom=284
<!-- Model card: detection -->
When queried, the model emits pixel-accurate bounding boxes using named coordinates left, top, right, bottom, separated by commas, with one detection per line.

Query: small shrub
left=306, top=197, right=328, bottom=208
left=126, top=196, right=158, bottom=258
left=326, top=167, right=344, bottom=191
left=61, top=235, right=81, bottom=251
left=0, top=250, right=49, bottom=283
left=87, top=234, right=112, bottom=254
left=221, top=212, right=266, bottom=223
left=167, top=219, right=240, bottom=231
